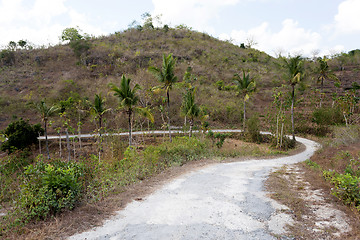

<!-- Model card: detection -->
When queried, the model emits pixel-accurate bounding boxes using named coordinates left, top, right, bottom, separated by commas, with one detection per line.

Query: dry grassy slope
left=0, top=27, right=358, bottom=132
left=0, top=28, right=278, bottom=131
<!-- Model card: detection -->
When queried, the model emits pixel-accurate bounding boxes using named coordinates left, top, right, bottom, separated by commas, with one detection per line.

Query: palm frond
left=135, top=107, right=154, bottom=123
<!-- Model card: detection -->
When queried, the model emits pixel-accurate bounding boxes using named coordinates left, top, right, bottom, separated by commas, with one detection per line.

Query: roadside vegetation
left=0, top=13, right=359, bottom=239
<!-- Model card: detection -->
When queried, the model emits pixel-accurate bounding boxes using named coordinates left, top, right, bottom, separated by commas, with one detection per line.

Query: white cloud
left=224, top=19, right=322, bottom=57
left=30, top=0, right=68, bottom=25
left=334, top=0, right=360, bottom=34
left=0, top=0, right=105, bottom=47
left=152, top=0, right=239, bottom=34
left=0, top=0, right=25, bottom=24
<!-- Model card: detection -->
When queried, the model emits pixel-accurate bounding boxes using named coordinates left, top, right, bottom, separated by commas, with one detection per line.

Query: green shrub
left=270, top=135, right=296, bottom=150
left=157, top=137, right=208, bottom=164
left=70, top=39, right=91, bottom=59
left=323, top=170, right=360, bottom=210
left=246, top=115, right=262, bottom=143
left=207, top=130, right=229, bottom=148
left=312, top=107, right=343, bottom=126
left=345, top=158, right=360, bottom=178
left=17, top=159, right=84, bottom=221
left=1, top=118, right=43, bottom=153
left=304, top=159, right=322, bottom=170
left=0, top=49, right=15, bottom=66
left=215, top=80, right=224, bottom=90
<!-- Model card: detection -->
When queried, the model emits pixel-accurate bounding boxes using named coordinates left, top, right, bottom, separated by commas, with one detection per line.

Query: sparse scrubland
left=0, top=19, right=360, bottom=239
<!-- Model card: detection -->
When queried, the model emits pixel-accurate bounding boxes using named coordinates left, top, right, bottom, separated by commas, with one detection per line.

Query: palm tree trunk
left=276, top=114, right=279, bottom=147
left=243, top=99, right=246, bottom=131
left=128, top=110, right=132, bottom=146
left=65, top=128, right=71, bottom=161
left=59, top=131, right=62, bottom=158
left=167, top=90, right=172, bottom=142
left=39, top=132, right=42, bottom=155
left=189, top=119, right=193, bottom=138
left=184, top=116, right=187, bottom=136
left=291, top=85, right=296, bottom=141
left=99, top=116, right=102, bottom=138
left=280, top=121, right=284, bottom=149
left=343, top=112, right=348, bottom=127
left=45, top=120, right=50, bottom=160
left=319, top=80, right=324, bottom=108
left=78, top=113, right=82, bottom=151
left=72, top=137, right=76, bottom=159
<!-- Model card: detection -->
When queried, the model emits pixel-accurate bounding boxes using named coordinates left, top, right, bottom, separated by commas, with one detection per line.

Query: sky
left=0, top=0, right=359, bottom=57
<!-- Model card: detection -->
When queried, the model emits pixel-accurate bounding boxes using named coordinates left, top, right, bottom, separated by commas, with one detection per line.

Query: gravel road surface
left=69, top=136, right=319, bottom=240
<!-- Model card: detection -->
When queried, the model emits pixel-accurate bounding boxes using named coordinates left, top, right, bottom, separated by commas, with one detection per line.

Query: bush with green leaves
left=246, top=115, right=262, bottom=143
left=1, top=118, right=43, bottom=153
left=344, top=157, right=360, bottom=178
left=207, top=130, right=230, bottom=148
left=312, top=107, right=343, bottom=126
left=0, top=49, right=15, bottom=66
left=323, top=170, right=360, bottom=211
left=17, top=160, right=84, bottom=221
left=270, top=135, right=296, bottom=151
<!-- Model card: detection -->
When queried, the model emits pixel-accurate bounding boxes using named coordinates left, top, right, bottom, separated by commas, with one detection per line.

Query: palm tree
left=35, top=100, right=59, bottom=159
left=90, top=94, right=110, bottom=137
left=109, top=75, right=154, bottom=146
left=149, top=53, right=178, bottom=142
left=181, top=87, right=200, bottom=137
left=233, top=70, right=256, bottom=131
left=316, top=56, right=339, bottom=107
left=282, top=55, right=303, bottom=141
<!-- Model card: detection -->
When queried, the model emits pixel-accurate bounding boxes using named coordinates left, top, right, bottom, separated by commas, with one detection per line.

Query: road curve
left=69, top=136, right=319, bottom=240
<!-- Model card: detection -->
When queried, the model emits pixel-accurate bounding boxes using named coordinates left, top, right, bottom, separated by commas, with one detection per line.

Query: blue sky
left=0, top=0, right=359, bottom=57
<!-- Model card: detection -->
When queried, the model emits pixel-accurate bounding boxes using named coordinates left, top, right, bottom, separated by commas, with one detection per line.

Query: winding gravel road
left=69, top=136, right=319, bottom=240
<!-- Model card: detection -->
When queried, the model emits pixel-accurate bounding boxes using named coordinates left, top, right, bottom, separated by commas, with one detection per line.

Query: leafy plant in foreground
left=17, top=159, right=84, bottom=221
left=323, top=170, right=360, bottom=211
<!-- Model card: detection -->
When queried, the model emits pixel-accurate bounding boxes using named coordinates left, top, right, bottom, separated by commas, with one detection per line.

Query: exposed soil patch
left=266, top=163, right=360, bottom=239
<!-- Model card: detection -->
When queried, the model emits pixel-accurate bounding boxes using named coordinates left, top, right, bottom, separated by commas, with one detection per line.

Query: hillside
left=0, top=27, right=282, bottom=131
left=0, top=26, right=359, bottom=133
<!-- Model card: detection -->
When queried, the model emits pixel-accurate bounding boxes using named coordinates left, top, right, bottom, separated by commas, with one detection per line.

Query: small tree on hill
left=61, top=27, right=91, bottom=60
